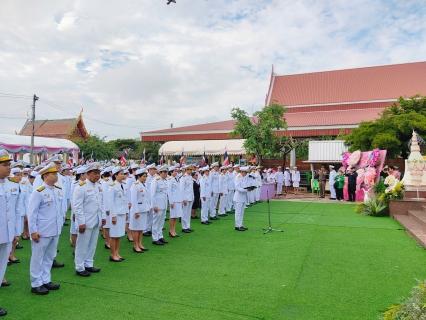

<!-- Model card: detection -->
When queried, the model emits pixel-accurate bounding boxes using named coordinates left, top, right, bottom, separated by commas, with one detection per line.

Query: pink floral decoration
left=368, top=149, right=380, bottom=167
left=363, top=167, right=377, bottom=187
left=348, top=150, right=361, bottom=166
left=342, top=152, right=351, bottom=166
left=359, top=154, right=369, bottom=168
left=356, top=168, right=365, bottom=190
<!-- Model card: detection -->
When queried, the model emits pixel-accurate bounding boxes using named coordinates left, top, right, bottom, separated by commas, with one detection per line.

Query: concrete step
left=394, top=214, right=426, bottom=249
left=408, top=210, right=426, bottom=229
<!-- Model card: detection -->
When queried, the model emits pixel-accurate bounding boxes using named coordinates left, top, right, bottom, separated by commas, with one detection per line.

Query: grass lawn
left=1, top=200, right=425, bottom=319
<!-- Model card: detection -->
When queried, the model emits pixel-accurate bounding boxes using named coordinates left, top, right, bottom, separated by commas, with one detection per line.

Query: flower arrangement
left=368, top=149, right=380, bottom=167
left=384, top=175, right=396, bottom=193
left=363, top=167, right=377, bottom=187
left=348, top=150, right=361, bottom=166
left=342, top=152, right=351, bottom=166
left=359, top=154, right=369, bottom=168
left=356, top=168, right=365, bottom=190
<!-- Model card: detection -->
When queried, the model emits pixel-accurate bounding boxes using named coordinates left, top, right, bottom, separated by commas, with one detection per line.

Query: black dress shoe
left=15, top=243, right=23, bottom=249
left=235, top=227, right=246, bottom=231
left=191, top=216, right=199, bottom=219
left=182, top=229, right=191, bottom=233
left=133, top=247, right=144, bottom=253
left=7, top=262, right=11, bottom=267
left=188, top=228, right=194, bottom=232
left=0, top=308, right=7, bottom=316
left=63, top=223, right=69, bottom=226
left=143, top=232, right=152, bottom=237
left=52, top=260, right=65, bottom=268
left=210, top=216, right=219, bottom=220
left=109, top=256, right=124, bottom=262
left=218, top=214, right=226, bottom=217
left=242, top=226, right=248, bottom=230
left=127, top=236, right=133, bottom=242
left=168, top=232, right=179, bottom=238
left=104, top=244, right=110, bottom=249
left=9, top=258, right=20, bottom=264
left=1, top=281, right=10, bottom=287
left=31, top=285, right=49, bottom=295
left=85, top=267, right=101, bottom=273
left=76, top=270, right=91, bottom=277
left=72, top=251, right=75, bottom=257
left=152, top=240, right=164, bottom=245
left=201, top=221, right=211, bottom=225
left=43, top=282, right=60, bottom=290
left=165, top=218, right=169, bottom=221
left=159, top=238, right=169, bottom=244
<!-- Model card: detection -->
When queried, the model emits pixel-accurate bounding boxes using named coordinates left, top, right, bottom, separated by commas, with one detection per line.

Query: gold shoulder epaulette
left=79, top=181, right=86, bottom=186
left=183, top=174, right=186, bottom=177
left=21, top=181, right=26, bottom=185
left=55, top=185, right=62, bottom=189
left=134, top=181, right=140, bottom=185
left=8, top=177, right=19, bottom=183
left=37, top=186, right=45, bottom=192
left=110, top=182, right=115, bottom=186
left=156, top=177, right=160, bottom=180
left=103, top=178, right=108, bottom=181
left=237, top=174, right=241, bottom=178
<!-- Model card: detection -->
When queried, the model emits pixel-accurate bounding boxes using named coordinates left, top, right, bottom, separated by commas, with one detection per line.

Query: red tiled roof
left=142, top=108, right=382, bottom=135
left=268, top=61, right=426, bottom=106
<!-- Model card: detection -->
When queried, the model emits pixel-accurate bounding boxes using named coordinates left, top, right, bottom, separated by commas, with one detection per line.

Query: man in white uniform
left=226, top=165, right=235, bottom=213
left=208, top=162, right=220, bottom=220
left=180, top=165, right=194, bottom=233
left=275, top=166, right=284, bottom=195
left=143, top=163, right=156, bottom=237
left=73, top=163, right=104, bottom=277
left=199, top=166, right=212, bottom=225
left=329, top=165, right=337, bottom=200
left=284, top=167, right=291, bottom=194
left=150, top=165, right=169, bottom=245
left=233, top=166, right=251, bottom=231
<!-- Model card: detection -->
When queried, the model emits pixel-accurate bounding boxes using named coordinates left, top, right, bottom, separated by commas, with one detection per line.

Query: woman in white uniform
left=292, top=166, right=301, bottom=195
left=108, top=167, right=128, bottom=262
left=167, top=166, right=183, bottom=238
left=130, top=168, right=150, bottom=253
left=70, top=167, right=87, bottom=254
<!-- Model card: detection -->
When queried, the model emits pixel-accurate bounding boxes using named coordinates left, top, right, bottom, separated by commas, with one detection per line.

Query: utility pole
left=29, top=94, right=39, bottom=164
left=171, top=123, right=173, bottom=128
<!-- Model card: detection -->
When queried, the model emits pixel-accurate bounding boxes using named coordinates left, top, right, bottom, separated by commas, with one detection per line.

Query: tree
left=276, top=136, right=307, bottom=168
left=134, top=141, right=161, bottom=163
left=74, top=134, right=116, bottom=161
left=230, top=102, right=288, bottom=164
left=345, top=95, right=426, bottom=158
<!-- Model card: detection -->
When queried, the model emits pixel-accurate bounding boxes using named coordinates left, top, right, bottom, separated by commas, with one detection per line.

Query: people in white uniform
left=143, top=163, right=156, bottom=237
left=108, top=167, right=128, bottom=262
left=8, top=168, right=25, bottom=264
left=255, top=166, right=262, bottom=202
left=150, top=165, right=169, bottom=245
left=27, top=163, right=63, bottom=295
left=0, top=150, right=22, bottom=316
left=70, top=166, right=87, bottom=254
left=218, top=166, right=229, bottom=217
left=199, top=166, right=212, bottom=225
left=101, top=166, right=113, bottom=249
left=275, top=166, right=284, bottom=195
left=208, top=162, right=220, bottom=220
left=329, top=165, right=337, bottom=200
left=130, top=168, right=150, bottom=253
left=284, top=167, right=291, bottom=194
left=73, top=162, right=104, bottom=276
left=167, top=166, right=183, bottom=238
left=292, top=166, right=301, bottom=195
left=226, top=166, right=235, bottom=213
left=233, top=166, right=251, bottom=231
left=180, top=165, right=194, bottom=233
left=125, top=164, right=138, bottom=242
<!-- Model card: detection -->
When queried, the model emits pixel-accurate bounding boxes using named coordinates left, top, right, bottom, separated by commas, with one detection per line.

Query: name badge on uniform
left=11, top=188, right=17, bottom=192
left=87, top=189, right=93, bottom=192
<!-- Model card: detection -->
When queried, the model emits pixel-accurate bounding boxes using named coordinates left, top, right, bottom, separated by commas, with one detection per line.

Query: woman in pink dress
left=343, top=174, right=349, bottom=200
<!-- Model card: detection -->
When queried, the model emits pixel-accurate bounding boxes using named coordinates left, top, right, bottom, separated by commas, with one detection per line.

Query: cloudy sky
left=0, top=0, right=425, bottom=140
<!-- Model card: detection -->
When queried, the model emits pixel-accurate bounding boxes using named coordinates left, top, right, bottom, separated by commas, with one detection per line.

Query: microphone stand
left=263, top=187, right=283, bottom=234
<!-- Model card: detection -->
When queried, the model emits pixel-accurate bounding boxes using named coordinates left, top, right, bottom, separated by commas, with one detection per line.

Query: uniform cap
left=136, top=168, right=147, bottom=176
left=0, top=149, right=11, bottom=163
left=77, top=166, right=87, bottom=174
left=39, top=162, right=58, bottom=175
left=46, top=154, right=63, bottom=163
left=211, top=162, right=219, bottom=167
left=329, top=165, right=335, bottom=168
left=34, top=164, right=45, bottom=171
left=240, top=166, right=249, bottom=172
left=168, top=166, right=176, bottom=171
left=123, top=169, right=129, bottom=174
left=158, top=165, right=169, bottom=172
left=22, top=168, right=31, bottom=173
left=293, top=166, right=298, bottom=169
left=285, top=167, right=290, bottom=170
left=86, top=162, right=101, bottom=172
left=112, top=167, right=123, bottom=175
left=130, top=164, right=139, bottom=169
left=11, top=160, right=24, bottom=168
left=11, top=168, right=22, bottom=175
left=61, top=163, right=71, bottom=170
left=104, top=166, right=113, bottom=173
left=233, top=164, right=240, bottom=168
left=29, top=171, right=39, bottom=178
left=147, top=163, right=156, bottom=170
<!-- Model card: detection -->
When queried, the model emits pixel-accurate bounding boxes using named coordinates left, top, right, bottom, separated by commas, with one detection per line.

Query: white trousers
left=30, top=236, right=59, bottom=288
left=0, top=242, right=12, bottom=286
left=218, top=194, right=228, bottom=215
left=256, top=186, right=261, bottom=201
left=209, top=193, right=219, bottom=217
left=250, top=190, right=255, bottom=203
left=201, top=197, right=211, bottom=222
left=234, top=202, right=245, bottom=228
left=152, top=209, right=166, bottom=241
left=181, top=201, right=192, bottom=230
left=144, top=208, right=154, bottom=233
left=277, top=182, right=283, bottom=194
left=75, top=227, right=99, bottom=272
left=246, top=193, right=250, bottom=206
left=226, top=190, right=234, bottom=211
left=330, top=183, right=336, bottom=199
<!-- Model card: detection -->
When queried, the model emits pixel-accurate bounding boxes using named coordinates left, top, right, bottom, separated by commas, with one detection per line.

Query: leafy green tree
left=229, top=102, right=288, bottom=164
left=75, top=134, right=116, bottom=161
left=108, top=138, right=139, bottom=152
left=345, top=95, right=426, bottom=158
left=135, top=141, right=161, bottom=163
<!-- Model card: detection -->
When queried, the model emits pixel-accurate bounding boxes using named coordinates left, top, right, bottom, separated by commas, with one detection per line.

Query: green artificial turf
left=1, top=200, right=425, bottom=319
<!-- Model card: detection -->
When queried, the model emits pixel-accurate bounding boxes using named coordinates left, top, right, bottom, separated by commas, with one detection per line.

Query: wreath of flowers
left=342, top=152, right=351, bottom=166
left=368, top=149, right=380, bottom=167
left=348, top=150, right=361, bottom=166
left=356, top=168, right=365, bottom=190
left=359, top=154, right=369, bottom=168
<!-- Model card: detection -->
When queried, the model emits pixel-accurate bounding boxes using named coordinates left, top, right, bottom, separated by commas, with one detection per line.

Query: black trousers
left=336, top=188, right=343, bottom=200
left=348, top=184, right=356, bottom=201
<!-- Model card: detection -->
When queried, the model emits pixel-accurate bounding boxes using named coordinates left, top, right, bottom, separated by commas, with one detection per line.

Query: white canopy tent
left=159, top=139, right=247, bottom=156
left=0, top=134, right=79, bottom=154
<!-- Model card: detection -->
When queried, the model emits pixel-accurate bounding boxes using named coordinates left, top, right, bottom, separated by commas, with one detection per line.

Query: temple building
left=19, top=111, right=89, bottom=141
left=141, top=61, right=426, bottom=143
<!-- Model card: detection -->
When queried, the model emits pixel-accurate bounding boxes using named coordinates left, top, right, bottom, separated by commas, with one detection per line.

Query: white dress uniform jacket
left=130, top=181, right=150, bottom=231
left=72, top=180, right=104, bottom=229
left=150, top=176, right=168, bottom=241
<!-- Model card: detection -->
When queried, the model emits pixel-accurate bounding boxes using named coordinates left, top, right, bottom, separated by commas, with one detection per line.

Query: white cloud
left=0, top=0, right=425, bottom=140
